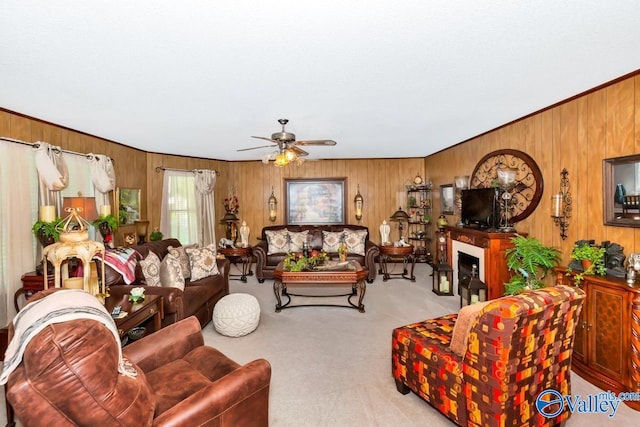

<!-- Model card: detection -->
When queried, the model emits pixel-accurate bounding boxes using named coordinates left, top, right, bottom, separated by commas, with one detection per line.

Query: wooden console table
left=445, top=226, right=520, bottom=300
left=555, top=268, right=640, bottom=411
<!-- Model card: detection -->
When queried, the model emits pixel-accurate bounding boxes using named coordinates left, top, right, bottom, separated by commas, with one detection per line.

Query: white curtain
left=194, top=169, right=217, bottom=246
left=160, top=170, right=198, bottom=245
left=88, top=154, right=116, bottom=211
left=34, top=142, right=68, bottom=216
left=0, top=141, right=39, bottom=324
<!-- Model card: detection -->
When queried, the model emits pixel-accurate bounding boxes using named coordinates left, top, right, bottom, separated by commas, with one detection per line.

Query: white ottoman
left=213, top=293, right=260, bottom=337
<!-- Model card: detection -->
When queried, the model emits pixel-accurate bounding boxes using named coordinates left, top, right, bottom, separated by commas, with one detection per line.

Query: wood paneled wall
left=425, top=74, right=640, bottom=266
left=4, top=72, right=639, bottom=265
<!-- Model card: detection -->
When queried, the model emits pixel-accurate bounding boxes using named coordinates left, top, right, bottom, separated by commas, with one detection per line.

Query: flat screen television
left=461, top=188, right=498, bottom=229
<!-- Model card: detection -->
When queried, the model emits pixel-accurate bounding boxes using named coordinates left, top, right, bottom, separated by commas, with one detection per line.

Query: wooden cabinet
left=406, top=185, right=432, bottom=263
left=555, top=268, right=640, bottom=411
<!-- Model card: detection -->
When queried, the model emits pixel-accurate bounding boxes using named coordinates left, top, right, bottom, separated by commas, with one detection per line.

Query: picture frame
left=440, top=184, right=455, bottom=215
left=116, top=187, right=141, bottom=225
left=285, top=178, right=346, bottom=225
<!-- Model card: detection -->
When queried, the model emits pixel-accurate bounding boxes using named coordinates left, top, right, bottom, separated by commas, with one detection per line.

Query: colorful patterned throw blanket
left=0, top=289, right=137, bottom=385
left=101, top=247, right=140, bottom=284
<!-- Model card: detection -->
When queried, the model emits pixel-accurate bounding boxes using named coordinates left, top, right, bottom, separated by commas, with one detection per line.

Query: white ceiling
left=2, top=1, right=639, bottom=162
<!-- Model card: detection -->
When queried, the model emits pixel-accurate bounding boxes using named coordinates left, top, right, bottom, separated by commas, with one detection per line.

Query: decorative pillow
left=449, top=301, right=491, bottom=357
left=288, top=230, right=310, bottom=253
left=168, top=245, right=192, bottom=279
left=322, top=231, right=344, bottom=253
left=343, top=228, right=367, bottom=256
left=139, top=251, right=162, bottom=287
left=160, top=253, right=185, bottom=291
left=265, top=229, right=290, bottom=255
left=186, top=244, right=219, bottom=281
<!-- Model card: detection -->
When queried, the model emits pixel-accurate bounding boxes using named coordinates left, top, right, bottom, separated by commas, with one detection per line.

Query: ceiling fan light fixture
left=284, top=149, right=297, bottom=162
left=274, top=153, right=289, bottom=167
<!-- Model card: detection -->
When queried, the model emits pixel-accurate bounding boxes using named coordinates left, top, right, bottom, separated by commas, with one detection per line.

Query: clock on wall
left=413, top=173, right=423, bottom=185
left=470, top=149, right=543, bottom=223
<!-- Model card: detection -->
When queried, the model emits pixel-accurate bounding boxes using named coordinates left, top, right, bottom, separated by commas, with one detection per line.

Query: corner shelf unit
left=406, top=184, right=432, bottom=263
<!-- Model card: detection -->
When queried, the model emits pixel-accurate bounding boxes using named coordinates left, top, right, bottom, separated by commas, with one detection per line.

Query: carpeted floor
left=204, top=262, right=638, bottom=427
left=2, top=263, right=636, bottom=426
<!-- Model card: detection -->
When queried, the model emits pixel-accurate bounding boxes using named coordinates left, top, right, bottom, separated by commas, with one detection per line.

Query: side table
left=15, top=272, right=55, bottom=312
left=378, top=245, right=416, bottom=282
left=218, top=246, right=253, bottom=282
left=104, top=294, right=164, bottom=340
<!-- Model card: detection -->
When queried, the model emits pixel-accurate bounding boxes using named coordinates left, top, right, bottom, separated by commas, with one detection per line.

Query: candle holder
left=551, top=168, right=572, bottom=240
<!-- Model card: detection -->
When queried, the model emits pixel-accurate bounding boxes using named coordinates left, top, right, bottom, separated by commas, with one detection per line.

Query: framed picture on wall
left=440, top=184, right=454, bottom=215
left=285, top=178, right=346, bottom=225
left=116, top=187, right=141, bottom=225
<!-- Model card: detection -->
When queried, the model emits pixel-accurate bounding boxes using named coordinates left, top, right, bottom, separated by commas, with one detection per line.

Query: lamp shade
left=390, top=207, right=410, bottom=221
left=62, top=197, right=98, bottom=222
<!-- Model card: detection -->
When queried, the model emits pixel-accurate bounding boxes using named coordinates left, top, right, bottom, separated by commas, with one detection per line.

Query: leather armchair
left=6, top=302, right=271, bottom=426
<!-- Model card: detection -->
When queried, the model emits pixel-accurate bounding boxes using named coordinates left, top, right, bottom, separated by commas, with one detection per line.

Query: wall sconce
left=268, top=188, right=277, bottom=222
left=551, top=168, right=572, bottom=239
left=354, top=185, right=364, bottom=221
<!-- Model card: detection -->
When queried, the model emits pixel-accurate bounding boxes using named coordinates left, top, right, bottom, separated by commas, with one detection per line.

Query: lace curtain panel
left=160, top=170, right=199, bottom=246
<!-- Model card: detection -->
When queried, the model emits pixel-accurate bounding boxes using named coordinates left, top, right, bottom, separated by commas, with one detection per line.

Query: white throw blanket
left=0, top=289, right=137, bottom=385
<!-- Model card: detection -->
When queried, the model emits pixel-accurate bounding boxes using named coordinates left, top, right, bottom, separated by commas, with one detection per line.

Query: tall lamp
left=454, top=175, right=469, bottom=226
left=134, top=220, right=150, bottom=244
left=497, top=167, right=518, bottom=232
left=390, top=207, right=410, bottom=242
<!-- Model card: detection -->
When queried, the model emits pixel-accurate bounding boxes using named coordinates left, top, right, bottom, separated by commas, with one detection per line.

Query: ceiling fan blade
left=237, top=144, right=275, bottom=152
left=289, top=146, right=309, bottom=157
left=251, top=136, right=277, bottom=143
left=296, top=139, right=337, bottom=146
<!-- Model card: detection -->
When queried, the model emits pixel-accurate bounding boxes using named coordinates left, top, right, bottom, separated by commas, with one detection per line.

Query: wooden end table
left=15, top=271, right=55, bottom=312
left=273, top=261, right=367, bottom=313
left=104, top=294, right=164, bottom=339
left=218, top=246, right=253, bottom=282
left=378, top=245, right=416, bottom=282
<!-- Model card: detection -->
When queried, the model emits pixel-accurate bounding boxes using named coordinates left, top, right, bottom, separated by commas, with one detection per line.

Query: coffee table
left=273, top=261, right=367, bottom=313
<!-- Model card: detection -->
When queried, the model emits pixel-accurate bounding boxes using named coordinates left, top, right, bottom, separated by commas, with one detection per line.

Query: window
left=161, top=171, right=198, bottom=245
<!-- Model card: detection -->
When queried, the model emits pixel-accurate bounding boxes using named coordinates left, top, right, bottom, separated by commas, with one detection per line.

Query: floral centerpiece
left=129, top=287, right=145, bottom=303
left=224, top=195, right=239, bottom=214
left=283, top=250, right=329, bottom=272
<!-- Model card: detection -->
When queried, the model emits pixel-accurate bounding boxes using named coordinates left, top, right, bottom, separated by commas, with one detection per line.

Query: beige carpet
left=204, top=263, right=638, bottom=427
left=2, top=263, right=636, bottom=426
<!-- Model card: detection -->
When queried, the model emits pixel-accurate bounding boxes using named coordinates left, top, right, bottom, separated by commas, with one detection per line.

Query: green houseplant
left=32, top=218, right=62, bottom=246
left=504, top=235, right=561, bottom=295
left=568, top=242, right=606, bottom=284
left=149, top=228, right=163, bottom=241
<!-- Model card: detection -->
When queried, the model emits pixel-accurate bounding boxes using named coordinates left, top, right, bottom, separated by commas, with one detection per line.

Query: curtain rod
left=0, top=136, right=115, bottom=163
left=155, top=166, right=219, bottom=175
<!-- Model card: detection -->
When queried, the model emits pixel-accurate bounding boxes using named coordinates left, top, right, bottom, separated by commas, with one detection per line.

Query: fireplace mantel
left=445, top=226, right=522, bottom=300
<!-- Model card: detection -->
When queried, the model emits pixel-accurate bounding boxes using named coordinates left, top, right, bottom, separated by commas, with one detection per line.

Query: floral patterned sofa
left=392, top=285, right=585, bottom=426
left=253, top=224, right=379, bottom=283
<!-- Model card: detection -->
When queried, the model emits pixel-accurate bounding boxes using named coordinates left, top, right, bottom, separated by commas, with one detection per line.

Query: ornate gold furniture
left=43, top=239, right=105, bottom=296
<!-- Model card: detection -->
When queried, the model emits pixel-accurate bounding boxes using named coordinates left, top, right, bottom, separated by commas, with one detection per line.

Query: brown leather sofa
left=5, top=292, right=271, bottom=427
left=253, top=224, right=379, bottom=283
left=105, top=238, right=230, bottom=328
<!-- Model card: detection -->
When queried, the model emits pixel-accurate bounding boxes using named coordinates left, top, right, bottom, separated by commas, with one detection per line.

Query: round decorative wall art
left=470, top=149, right=543, bottom=223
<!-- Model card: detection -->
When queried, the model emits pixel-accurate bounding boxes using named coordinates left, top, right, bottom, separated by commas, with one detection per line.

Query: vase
left=581, top=260, right=592, bottom=272
left=614, top=183, right=626, bottom=205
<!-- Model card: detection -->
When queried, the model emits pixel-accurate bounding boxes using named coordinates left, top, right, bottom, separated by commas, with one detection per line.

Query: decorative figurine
left=380, top=220, right=391, bottom=245
left=239, top=221, right=250, bottom=248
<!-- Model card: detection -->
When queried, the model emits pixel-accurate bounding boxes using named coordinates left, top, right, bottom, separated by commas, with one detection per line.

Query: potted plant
left=32, top=218, right=62, bottom=246
left=504, top=235, right=561, bottom=295
left=92, top=214, right=118, bottom=240
left=149, top=228, right=163, bottom=241
left=568, top=242, right=606, bottom=284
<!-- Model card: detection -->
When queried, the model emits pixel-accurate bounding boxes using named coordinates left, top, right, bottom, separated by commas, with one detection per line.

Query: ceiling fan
left=238, top=119, right=337, bottom=166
